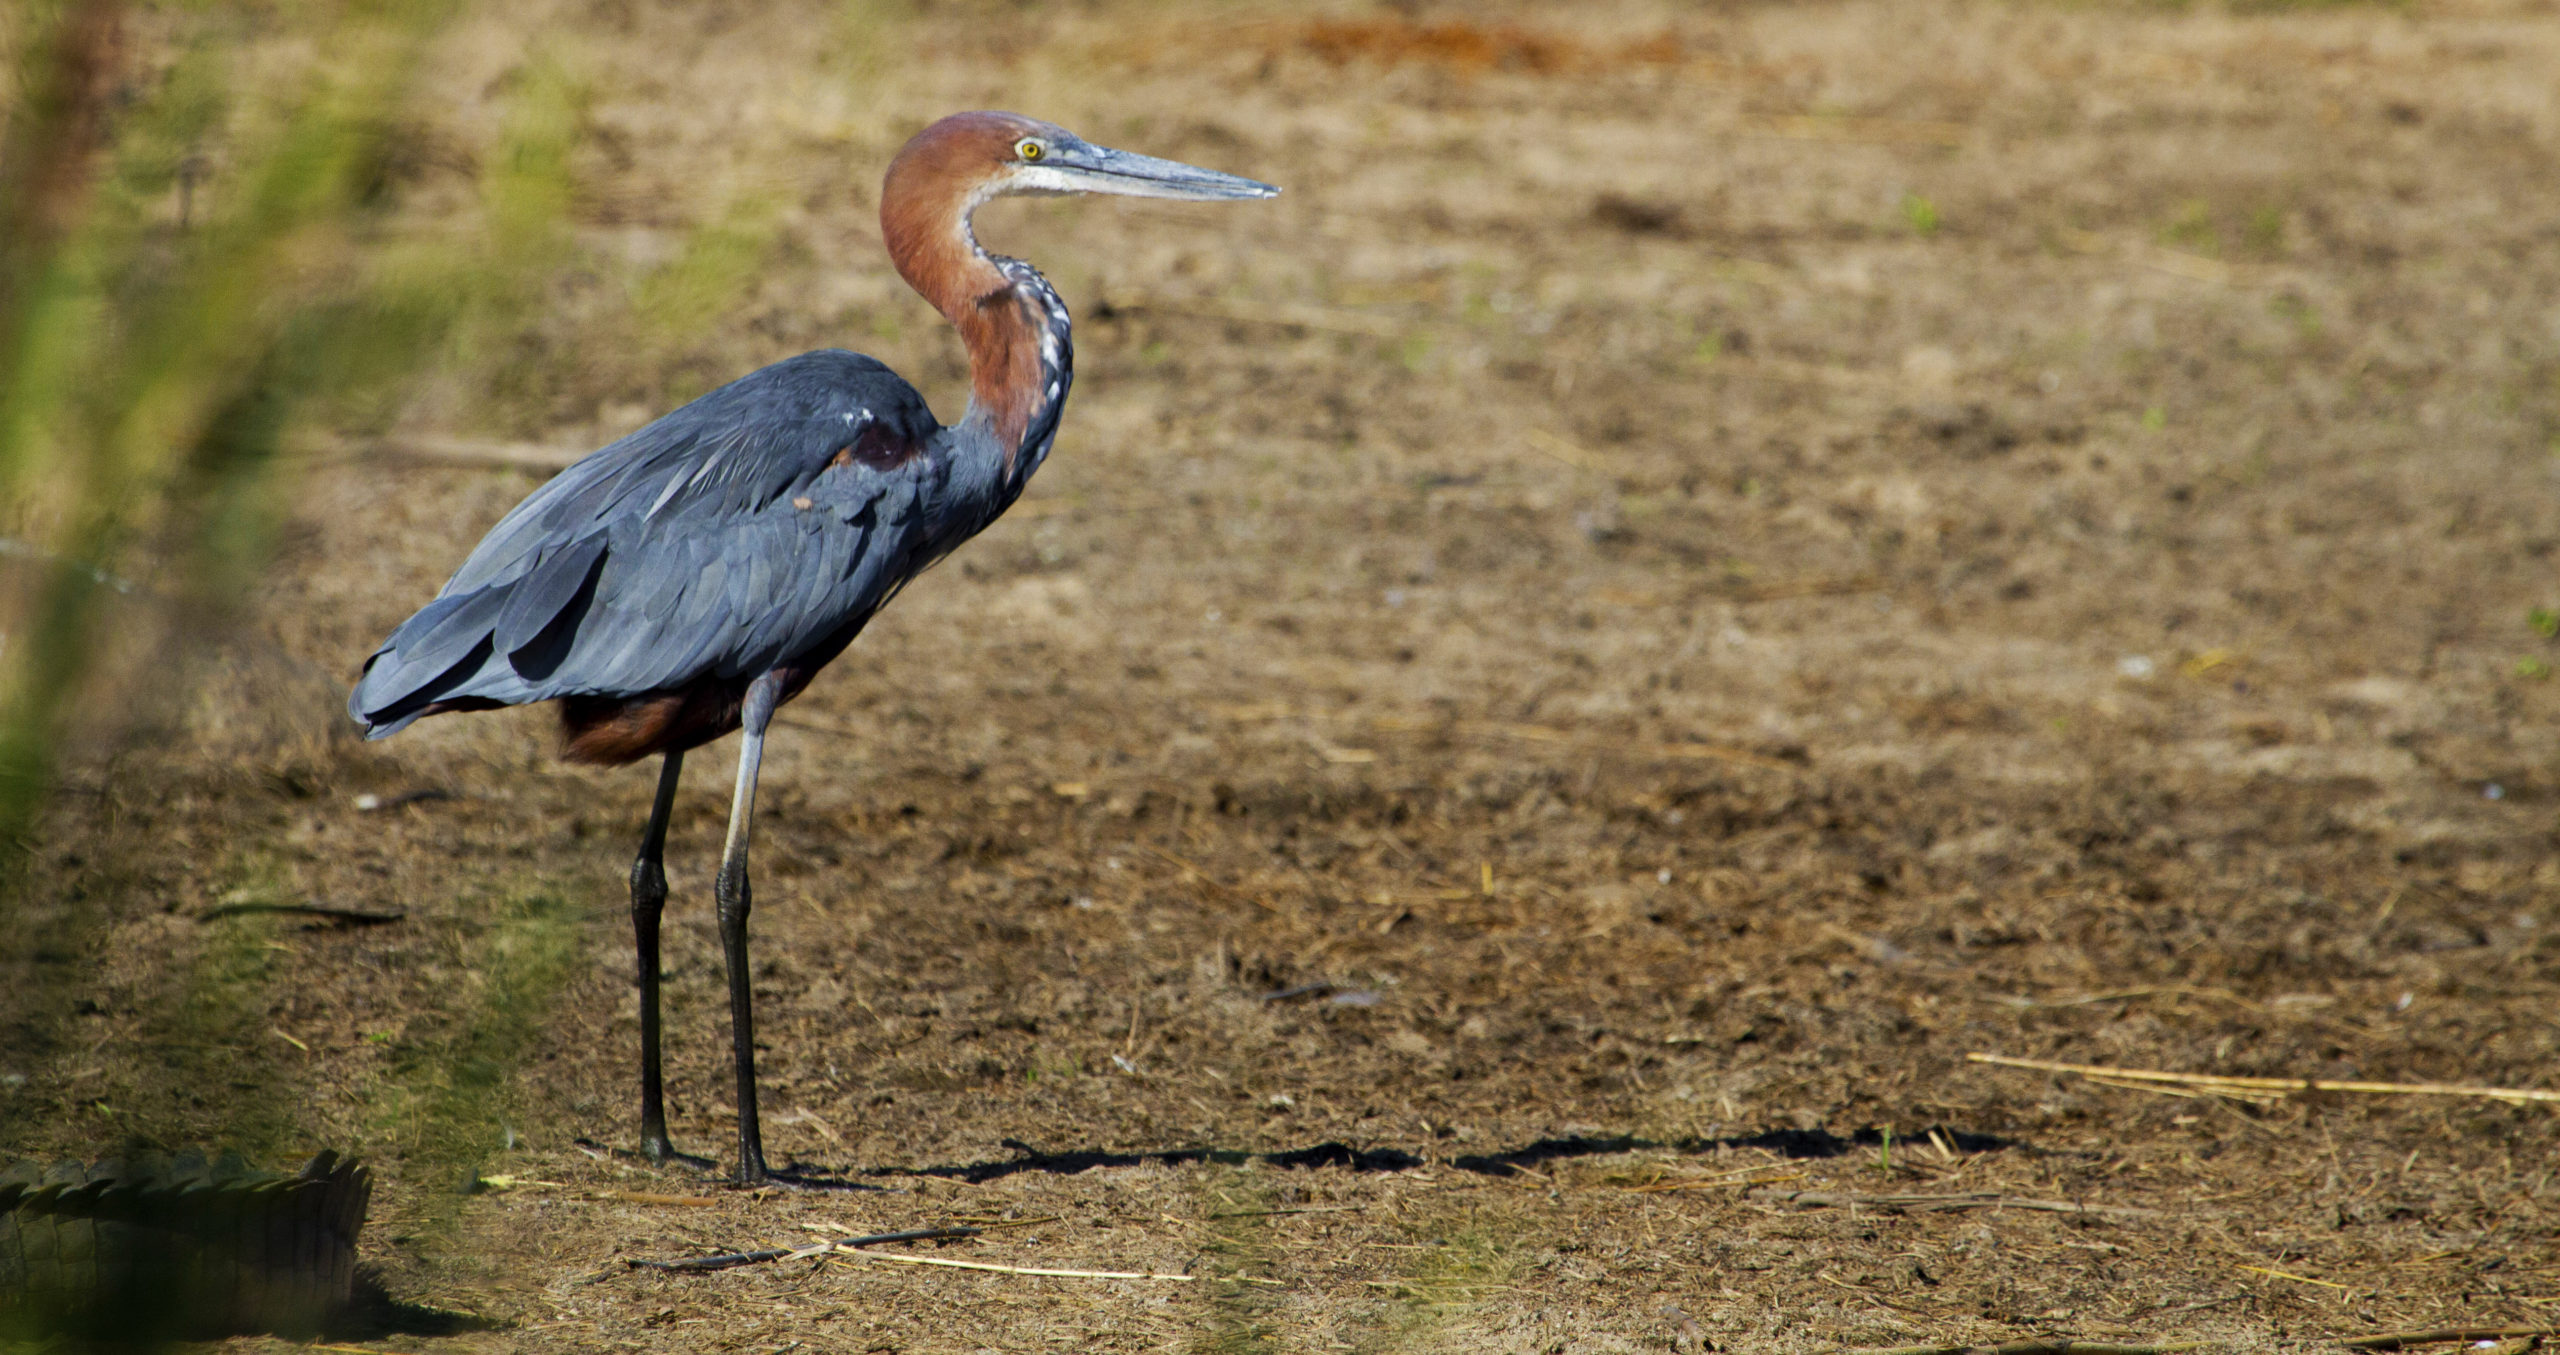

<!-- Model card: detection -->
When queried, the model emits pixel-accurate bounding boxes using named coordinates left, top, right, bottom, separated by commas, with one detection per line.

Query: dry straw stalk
left=1969, top=1053, right=2560, bottom=1106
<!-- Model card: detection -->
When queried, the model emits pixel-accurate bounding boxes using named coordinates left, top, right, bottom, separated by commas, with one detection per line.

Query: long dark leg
left=631, top=750, right=710, bottom=1169
left=717, top=672, right=786, bottom=1185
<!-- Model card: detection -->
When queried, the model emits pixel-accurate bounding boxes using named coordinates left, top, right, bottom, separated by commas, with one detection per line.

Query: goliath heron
left=350, top=112, right=1277, bottom=1184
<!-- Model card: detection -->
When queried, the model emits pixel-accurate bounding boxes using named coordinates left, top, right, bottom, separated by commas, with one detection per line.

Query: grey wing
left=350, top=353, right=936, bottom=736
left=517, top=462, right=924, bottom=695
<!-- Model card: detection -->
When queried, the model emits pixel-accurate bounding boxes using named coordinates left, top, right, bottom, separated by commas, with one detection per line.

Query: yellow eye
left=1017, top=139, right=1044, bottom=162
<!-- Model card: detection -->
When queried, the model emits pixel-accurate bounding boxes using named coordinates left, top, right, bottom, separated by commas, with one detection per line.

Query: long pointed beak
left=1054, top=144, right=1280, bottom=201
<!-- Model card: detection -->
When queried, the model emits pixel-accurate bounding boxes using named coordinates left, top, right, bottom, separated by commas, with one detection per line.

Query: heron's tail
left=346, top=591, right=524, bottom=738
left=349, top=535, right=610, bottom=738
left=346, top=597, right=499, bottom=739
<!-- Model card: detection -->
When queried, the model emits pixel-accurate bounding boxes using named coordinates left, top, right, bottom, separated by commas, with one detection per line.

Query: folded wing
left=349, top=350, right=940, bottom=738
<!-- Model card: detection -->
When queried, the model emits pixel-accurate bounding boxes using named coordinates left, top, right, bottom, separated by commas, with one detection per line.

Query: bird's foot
left=652, top=1148, right=722, bottom=1175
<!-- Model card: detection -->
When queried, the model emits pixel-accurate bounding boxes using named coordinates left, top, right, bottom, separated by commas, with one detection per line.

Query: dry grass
left=3, top=0, right=2559, bottom=1350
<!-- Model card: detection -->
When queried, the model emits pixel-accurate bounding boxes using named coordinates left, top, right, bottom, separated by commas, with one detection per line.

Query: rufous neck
left=883, top=171, right=1056, bottom=455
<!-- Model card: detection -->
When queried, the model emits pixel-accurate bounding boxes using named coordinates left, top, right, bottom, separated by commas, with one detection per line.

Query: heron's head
left=886, top=111, right=1278, bottom=227
left=882, top=112, right=1276, bottom=329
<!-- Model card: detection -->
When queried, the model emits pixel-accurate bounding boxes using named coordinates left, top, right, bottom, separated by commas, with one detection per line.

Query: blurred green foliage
left=379, top=888, right=585, bottom=1205
left=0, top=0, right=942, bottom=1335
left=0, top=0, right=593, bottom=1220
left=0, top=0, right=463, bottom=858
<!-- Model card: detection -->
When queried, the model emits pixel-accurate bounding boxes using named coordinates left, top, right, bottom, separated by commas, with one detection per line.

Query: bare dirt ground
left=9, top=0, right=2560, bottom=1350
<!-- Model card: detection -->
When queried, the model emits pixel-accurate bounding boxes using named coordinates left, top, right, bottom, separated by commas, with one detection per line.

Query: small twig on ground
left=354, top=788, right=456, bottom=812
left=1843, top=1331, right=2201, bottom=1342
left=607, top=1190, right=720, bottom=1208
left=781, top=1225, right=982, bottom=1261
left=637, top=1226, right=983, bottom=1273
left=1754, top=1188, right=2163, bottom=1219
left=630, top=1247, right=792, bottom=1274
left=1969, top=1052, right=2560, bottom=1106
left=830, top=1250, right=1202, bottom=1282
left=1835, top=1343, right=2202, bottom=1355
left=824, top=1226, right=982, bottom=1249
left=2340, top=1329, right=2558, bottom=1351
left=197, top=901, right=406, bottom=926
left=1206, top=1205, right=1368, bottom=1218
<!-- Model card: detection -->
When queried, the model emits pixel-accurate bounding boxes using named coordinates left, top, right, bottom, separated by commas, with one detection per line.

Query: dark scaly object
left=349, top=112, right=1278, bottom=1185
left=0, top=1151, right=369, bottom=1342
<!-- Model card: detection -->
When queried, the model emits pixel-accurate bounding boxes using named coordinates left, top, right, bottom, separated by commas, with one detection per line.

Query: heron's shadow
left=843, top=1124, right=2014, bottom=1187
